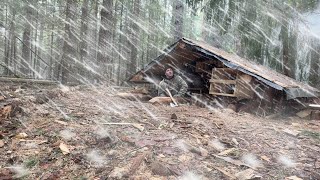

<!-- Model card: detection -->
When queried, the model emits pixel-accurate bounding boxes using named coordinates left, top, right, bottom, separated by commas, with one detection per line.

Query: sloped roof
left=130, top=38, right=319, bottom=99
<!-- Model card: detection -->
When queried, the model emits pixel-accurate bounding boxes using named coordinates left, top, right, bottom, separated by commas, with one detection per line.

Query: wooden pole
left=165, top=88, right=178, bottom=106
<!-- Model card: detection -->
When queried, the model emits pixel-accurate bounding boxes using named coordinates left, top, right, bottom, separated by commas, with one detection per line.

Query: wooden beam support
left=210, top=92, right=236, bottom=97
left=209, top=79, right=236, bottom=84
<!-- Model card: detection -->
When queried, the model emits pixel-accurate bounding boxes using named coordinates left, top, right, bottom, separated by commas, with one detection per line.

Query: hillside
left=0, top=84, right=319, bottom=179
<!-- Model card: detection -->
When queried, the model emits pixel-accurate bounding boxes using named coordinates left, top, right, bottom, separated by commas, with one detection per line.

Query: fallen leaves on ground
left=0, top=84, right=319, bottom=179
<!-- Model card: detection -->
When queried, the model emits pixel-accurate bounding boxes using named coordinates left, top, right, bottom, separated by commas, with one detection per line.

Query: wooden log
left=309, top=104, right=320, bottom=110
left=117, top=93, right=151, bottom=101
left=149, top=96, right=188, bottom=105
left=130, top=87, right=149, bottom=94
left=210, top=92, right=236, bottom=97
left=149, top=97, right=172, bottom=104
left=0, top=77, right=58, bottom=85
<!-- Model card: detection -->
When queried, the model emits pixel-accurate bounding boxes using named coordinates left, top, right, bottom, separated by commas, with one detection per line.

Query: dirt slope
left=0, top=85, right=319, bottom=179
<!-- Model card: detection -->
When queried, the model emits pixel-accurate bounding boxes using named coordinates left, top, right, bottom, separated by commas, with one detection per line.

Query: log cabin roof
left=129, top=38, right=319, bottom=99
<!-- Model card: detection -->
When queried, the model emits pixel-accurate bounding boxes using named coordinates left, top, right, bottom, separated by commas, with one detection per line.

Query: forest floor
left=0, top=84, right=320, bottom=180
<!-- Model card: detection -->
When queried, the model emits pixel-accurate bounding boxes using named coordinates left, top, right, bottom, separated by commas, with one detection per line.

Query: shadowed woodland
left=0, top=0, right=320, bottom=87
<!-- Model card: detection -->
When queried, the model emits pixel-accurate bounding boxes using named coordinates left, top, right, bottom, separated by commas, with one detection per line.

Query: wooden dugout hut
left=129, top=38, right=320, bottom=115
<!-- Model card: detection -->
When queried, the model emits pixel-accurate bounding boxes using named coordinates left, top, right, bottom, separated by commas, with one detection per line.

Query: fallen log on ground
left=149, top=96, right=188, bottom=104
left=0, top=77, right=58, bottom=85
left=117, top=92, right=152, bottom=101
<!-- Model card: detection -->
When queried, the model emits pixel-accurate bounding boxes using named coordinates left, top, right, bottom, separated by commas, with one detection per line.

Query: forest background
left=0, top=0, right=320, bottom=88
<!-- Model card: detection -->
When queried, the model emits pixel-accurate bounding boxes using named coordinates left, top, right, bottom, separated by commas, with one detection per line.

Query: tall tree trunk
left=80, top=0, right=89, bottom=71
left=122, top=1, right=130, bottom=84
left=61, top=0, right=78, bottom=84
left=146, top=2, right=151, bottom=66
left=171, top=0, right=184, bottom=41
left=126, top=0, right=140, bottom=79
left=85, top=0, right=99, bottom=82
left=110, top=0, right=119, bottom=82
left=5, top=6, right=16, bottom=76
left=49, top=5, right=55, bottom=80
left=281, top=22, right=289, bottom=77
left=21, top=3, right=33, bottom=77
left=38, top=12, right=44, bottom=78
left=117, top=0, right=124, bottom=85
left=33, top=10, right=39, bottom=78
left=93, top=0, right=99, bottom=63
left=97, top=0, right=114, bottom=82
left=11, top=35, right=17, bottom=75
left=281, top=19, right=294, bottom=78
left=309, top=39, right=320, bottom=88
left=10, top=15, right=17, bottom=76
left=3, top=4, right=9, bottom=75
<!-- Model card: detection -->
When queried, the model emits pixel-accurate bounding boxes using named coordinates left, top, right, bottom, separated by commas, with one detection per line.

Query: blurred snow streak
left=208, top=139, right=225, bottom=151
left=86, top=150, right=106, bottom=167
left=242, top=153, right=262, bottom=168
left=9, top=165, right=29, bottom=178
left=278, top=155, right=296, bottom=168
left=179, top=171, right=201, bottom=180
left=59, top=129, right=76, bottom=140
